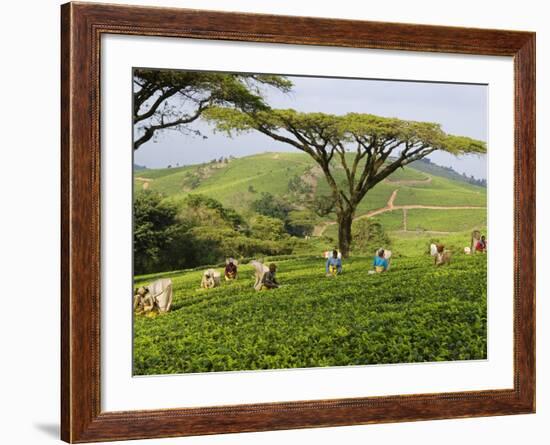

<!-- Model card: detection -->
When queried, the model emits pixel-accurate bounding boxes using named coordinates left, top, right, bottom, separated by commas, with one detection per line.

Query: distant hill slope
left=409, top=157, right=487, bottom=188
left=134, top=152, right=487, bottom=223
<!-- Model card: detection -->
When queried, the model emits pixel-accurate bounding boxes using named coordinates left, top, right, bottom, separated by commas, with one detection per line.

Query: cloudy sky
left=134, top=74, right=488, bottom=179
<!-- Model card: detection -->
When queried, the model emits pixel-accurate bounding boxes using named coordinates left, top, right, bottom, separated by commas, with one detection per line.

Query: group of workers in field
left=325, top=247, right=391, bottom=277
left=200, top=258, right=280, bottom=291
left=134, top=231, right=487, bottom=315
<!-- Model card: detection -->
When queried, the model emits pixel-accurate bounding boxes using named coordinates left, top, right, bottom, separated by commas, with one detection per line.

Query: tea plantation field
left=133, top=254, right=487, bottom=375
left=134, top=152, right=486, bottom=218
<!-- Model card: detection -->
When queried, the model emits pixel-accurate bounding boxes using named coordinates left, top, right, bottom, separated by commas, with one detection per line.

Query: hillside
left=135, top=152, right=314, bottom=212
left=409, top=157, right=487, bottom=188
left=134, top=152, right=487, bottom=240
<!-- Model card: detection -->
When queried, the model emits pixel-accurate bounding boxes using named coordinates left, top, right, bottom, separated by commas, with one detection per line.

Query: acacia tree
left=133, top=69, right=292, bottom=150
left=204, top=108, right=486, bottom=257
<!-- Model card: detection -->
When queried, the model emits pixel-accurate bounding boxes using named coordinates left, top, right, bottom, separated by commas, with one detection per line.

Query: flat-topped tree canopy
left=204, top=107, right=486, bottom=256
left=133, top=70, right=293, bottom=150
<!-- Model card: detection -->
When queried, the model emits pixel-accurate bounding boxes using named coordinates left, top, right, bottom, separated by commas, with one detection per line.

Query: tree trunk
left=337, top=211, right=354, bottom=258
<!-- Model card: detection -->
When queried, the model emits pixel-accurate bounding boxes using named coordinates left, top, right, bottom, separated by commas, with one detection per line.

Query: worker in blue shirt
left=373, top=249, right=389, bottom=273
left=326, top=250, right=342, bottom=276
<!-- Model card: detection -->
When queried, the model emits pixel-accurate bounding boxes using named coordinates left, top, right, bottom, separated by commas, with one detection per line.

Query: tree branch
left=134, top=87, right=181, bottom=123
left=133, top=103, right=207, bottom=150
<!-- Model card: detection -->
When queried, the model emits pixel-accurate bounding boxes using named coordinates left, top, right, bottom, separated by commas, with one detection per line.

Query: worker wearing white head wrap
left=133, top=278, right=173, bottom=314
left=201, top=269, right=221, bottom=288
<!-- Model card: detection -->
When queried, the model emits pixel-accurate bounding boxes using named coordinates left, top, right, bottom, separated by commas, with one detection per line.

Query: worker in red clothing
left=475, top=235, right=487, bottom=253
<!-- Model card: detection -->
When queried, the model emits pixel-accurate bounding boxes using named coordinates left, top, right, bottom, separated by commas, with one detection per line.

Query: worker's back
left=145, top=278, right=173, bottom=313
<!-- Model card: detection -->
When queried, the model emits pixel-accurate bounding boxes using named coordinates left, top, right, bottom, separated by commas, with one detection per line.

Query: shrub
left=352, top=219, right=391, bottom=253
left=188, top=226, right=292, bottom=263
left=134, top=191, right=179, bottom=274
left=249, top=215, right=287, bottom=241
left=251, top=192, right=291, bottom=221
left=285, top=210, right=315, bottom=237
left=133, top=255, right=487, bottom=374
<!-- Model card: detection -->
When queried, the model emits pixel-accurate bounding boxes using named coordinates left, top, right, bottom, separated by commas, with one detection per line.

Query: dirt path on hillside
left=313, top=186, right=485, bottom=236
left=387, top=189, right=398, bottom=209
left=135, top=177, right=153, bottom=190
left=385, top=176, right=432, bottom=186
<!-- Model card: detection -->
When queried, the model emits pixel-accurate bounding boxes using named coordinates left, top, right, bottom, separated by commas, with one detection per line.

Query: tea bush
left=133, top=254, right=487, bottom=375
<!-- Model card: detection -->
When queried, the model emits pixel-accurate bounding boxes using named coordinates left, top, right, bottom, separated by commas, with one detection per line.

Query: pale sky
left=134, top=74, right=488, bottom=179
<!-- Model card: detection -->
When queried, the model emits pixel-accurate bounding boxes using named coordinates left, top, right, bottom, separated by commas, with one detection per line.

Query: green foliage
left=204, top=108, right=487, bottom=156
left=154, top=225, right=195, bottom=272
left=186, top=226, right=292, bottom=265
left=179, top=197, right=294, bottom=266
left=133, top=191, right=180, bottom=274
left=352, top=219, right=391, bottom=253
left=249, top=215, right=287, bottom=241
left=285, top=210, right=316, bottom=237
left=251, top=192, right=317, bottom=238
left=133, top=254, right=487, bottom=374
left=184, top=194, right=244, bottom=229
left=134, top=190, right=299, bottom=274
left=251, top=192, right=291, bottom=221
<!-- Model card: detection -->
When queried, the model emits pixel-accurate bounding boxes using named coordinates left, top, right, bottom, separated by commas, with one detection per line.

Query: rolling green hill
left=134, top=152, right=487, bottom=251
left=134, top=152, right=486, bottom=224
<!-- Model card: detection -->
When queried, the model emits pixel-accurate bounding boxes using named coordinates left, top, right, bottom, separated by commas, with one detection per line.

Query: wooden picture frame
left=61, top=2, right=535, bottom=442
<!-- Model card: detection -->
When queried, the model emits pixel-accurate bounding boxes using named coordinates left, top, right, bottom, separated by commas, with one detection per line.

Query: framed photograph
left=61, top=2, right=535, bottom=442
